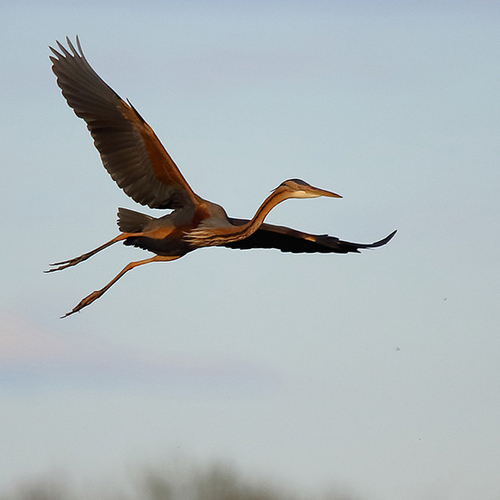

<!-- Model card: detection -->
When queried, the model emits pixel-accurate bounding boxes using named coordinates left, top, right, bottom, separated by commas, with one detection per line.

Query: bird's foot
left=61, top=289, right=104, bottom=318
left=45, top=254, right=90, bottom=273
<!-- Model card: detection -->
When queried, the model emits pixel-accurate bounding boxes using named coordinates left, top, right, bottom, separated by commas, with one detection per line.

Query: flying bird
left=47, top=37, right=396, bottom=318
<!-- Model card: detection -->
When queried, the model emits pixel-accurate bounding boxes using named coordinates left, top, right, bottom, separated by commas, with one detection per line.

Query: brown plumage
left=47, top=37, right=396, bottom=317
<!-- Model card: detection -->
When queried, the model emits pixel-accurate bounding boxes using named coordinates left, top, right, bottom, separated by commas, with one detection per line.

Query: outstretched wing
left=50, top=37, right=199, bottom=210
left=225, top=219, right=397, bottom=254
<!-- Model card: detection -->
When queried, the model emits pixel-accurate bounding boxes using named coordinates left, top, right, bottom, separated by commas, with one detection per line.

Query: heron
left=47, top=37, right=396, bottom=318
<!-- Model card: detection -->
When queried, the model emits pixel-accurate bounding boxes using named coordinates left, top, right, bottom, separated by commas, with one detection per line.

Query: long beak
left=312, top=186, right=342, bottom=198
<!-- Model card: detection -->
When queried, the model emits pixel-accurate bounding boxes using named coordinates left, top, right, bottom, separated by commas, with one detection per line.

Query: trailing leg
left=62, top=255, right=180, bottom=317
left=45, top=233, right=135, bottom=273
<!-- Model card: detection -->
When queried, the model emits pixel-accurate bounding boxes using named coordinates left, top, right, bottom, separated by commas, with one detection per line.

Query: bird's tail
left=117, top=207, right=153, bottom=233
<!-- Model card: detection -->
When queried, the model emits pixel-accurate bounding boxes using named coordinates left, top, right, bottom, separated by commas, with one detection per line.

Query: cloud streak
left=0, top=311, right=277, bottom=394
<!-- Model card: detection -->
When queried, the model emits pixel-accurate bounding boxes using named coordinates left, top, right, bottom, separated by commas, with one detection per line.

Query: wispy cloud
left=0, top=312, right=277, bottom=394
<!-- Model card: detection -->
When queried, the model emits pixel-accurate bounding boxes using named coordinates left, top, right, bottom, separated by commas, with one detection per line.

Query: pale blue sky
left=1, top=2, right=500, bottom=499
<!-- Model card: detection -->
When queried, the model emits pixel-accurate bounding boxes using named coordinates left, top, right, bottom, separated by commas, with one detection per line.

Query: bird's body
left=47, top=37, right=396, bottom=317
left=119, top=203, right=231, bottom=257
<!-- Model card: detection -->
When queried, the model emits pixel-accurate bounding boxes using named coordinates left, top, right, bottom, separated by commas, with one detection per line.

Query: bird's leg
left=61, top=255, right=180, bottom=318
left=45, top=233, right=136, bottom=273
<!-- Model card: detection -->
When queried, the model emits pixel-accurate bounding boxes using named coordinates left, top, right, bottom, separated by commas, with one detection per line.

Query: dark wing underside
left=50, top=37, right=199, bottom=210
left=225, top=218, right=397, bottom=254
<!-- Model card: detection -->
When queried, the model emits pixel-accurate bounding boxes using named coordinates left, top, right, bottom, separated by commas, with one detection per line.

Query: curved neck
left=220, top=189, right=291, bottom=244
left=242, top=189, right=290, bottom=235
left=185, top=188, right=292, bottom=247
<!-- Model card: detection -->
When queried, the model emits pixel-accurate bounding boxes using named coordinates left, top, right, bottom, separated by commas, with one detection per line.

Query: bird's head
left=275, top=179, right=342, bottom=199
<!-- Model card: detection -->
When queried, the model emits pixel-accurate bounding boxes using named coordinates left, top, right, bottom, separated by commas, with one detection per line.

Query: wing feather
left=225, top=219, right=396, bottom=254
left=50, top=37, right=199, bottom=209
